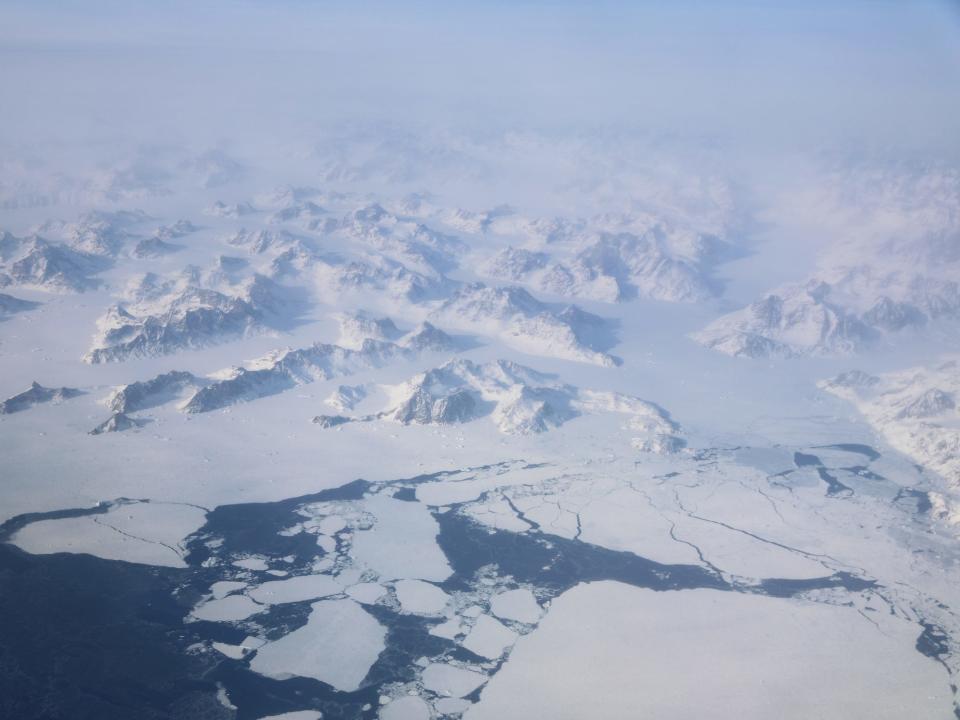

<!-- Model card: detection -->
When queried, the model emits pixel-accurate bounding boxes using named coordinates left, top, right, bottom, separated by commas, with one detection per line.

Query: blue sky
left=1, top=1, right=958, bottom=154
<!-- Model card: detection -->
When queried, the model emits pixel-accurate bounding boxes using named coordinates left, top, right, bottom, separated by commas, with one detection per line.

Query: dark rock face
left=393, top=387, right=477, bottom=426
left=432, top=389, right=477, bottom=423
left=132, top=237, right=180, bottom=258
left=393, top=387, right=438, bottom=425
left=89, top=412, right=142, bottom=435
left=86, top=275, right=291, bottom=364
left=183, top=367, right=291, bottom=414
left=827, top=369, right=880, bottom=389
left=0, top=382, right=82, bottom=414
left=110, top=371, right=198, bottom=413
left=400, top=322, right=455, bottom=352
left=897, top=388, right=956, bottom=419
left=312, top=414, right=352, bottom=429
left=87, top=290, right=261, bottom=364
left=861, top=296, right=926, bottom=332
left=4, top=237, right=105, bottom=292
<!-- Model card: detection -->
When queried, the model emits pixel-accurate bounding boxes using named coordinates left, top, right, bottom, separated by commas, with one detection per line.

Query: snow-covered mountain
left=89, top=412, right=145, bottom=435
left=268, top=200, right=328, bottom=229
left=330, top=203, right=466, bottom=275
left=180, top=342, right=381, bottom=414
left=85, top=272, right=292, bottom=363
left=695, top=274, right=960, bottom=359
left=432, top=283, right=619, bottom=366
left=182, top=322, right=456, bottom=413
left=65, top=210, right=150, bottom=257
left=107, top=370, right=202, bottom=414
left=0, top=381, right=82, bottom=414
left=820, top=360, right=960, bottom=504
left=334, top=312, right=403, bottom=349
left=696, top=166, right=960, bottom=358
left=693, top=281, right=876, bottom=358
left=81, top=320, right=458, bottom=429
left=480, top=221, right=729, bottom=304
left=206, top=200, right=256, bottom=218
left=342, top=357, right=685, bottom=449
left=158, top=220, right=198, bottom=239
left=481, top=246, right=550, bottom=282
left=0, top=232, right=106, bottom=292
left=132, top=219, right=196, bottom=259
left=226, top=228, right=302, bottom=255
left=132, top=237, right=181, bottom=258
left=314, top=253, right=455, bottom=304
left=325, top=383, right=368, bottom=412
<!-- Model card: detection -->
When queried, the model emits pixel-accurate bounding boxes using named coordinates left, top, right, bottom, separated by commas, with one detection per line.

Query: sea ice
left=460, top=614, right=517, bottom=659
left=420, top=663, right=487, bottom=698
left=247, top=574, right=342, bottom=604
left=210, top=580, right=247, bottom=599
left=347, top=582, right=387, bottom=604
left=10, top=501, right=206, bottom=568
left=428, top=617, right=462, bottom=640
left=250, top=598, right=386, bottom=691
left=379, top=695, right=430, bottom=720
left=466, top=581, right=953, bottom=720
left=349, top=495, right=452, bottom=581
left=393, top=579, right=451, bottom=615
left=489, top=588, right=541, bottom=624
left=233, top=557, right=270, bottom=571
left=191, top=594, right=264, bottom=622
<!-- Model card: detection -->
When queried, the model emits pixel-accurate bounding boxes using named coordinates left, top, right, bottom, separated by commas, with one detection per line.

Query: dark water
left=793, top=451, right=822, bottom=467
left=0, top=453, right=950, bottom=719
left=0, top=543, right=228, bottom=720
left=816, top=467, right=854, bottom=497
left=790, top=445, right=937, bottom=512
left=0, top=501, right=113, bottom=542
left=792, top=452, right=854, bottom=496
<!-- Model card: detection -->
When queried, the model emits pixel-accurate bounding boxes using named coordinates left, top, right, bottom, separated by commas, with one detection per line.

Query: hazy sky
left=1, top=1, right=959, bottom=156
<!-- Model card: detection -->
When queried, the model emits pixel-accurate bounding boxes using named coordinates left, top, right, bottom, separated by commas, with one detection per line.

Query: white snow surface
left=466, top=581, right=954, bottom=720
left=460, top=614, right=518, bottom=660
left=379, top=696, right=431, bottom=720
left=345, top=495, right=452, bottom=582
left=420, top=663, right=488, bottom=698
left=392, top=579, right=450, bottom=615
left=249, top=598, right=386, bottom=691
left=257, top=713, right=322, bottom=720
left=10, top=500, right=206, bottom=568
left=489, top=589, right=541, bottom=624
left=247, top=574, right=343, bottom=605
left=190, top=594, right=264, bottom=623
